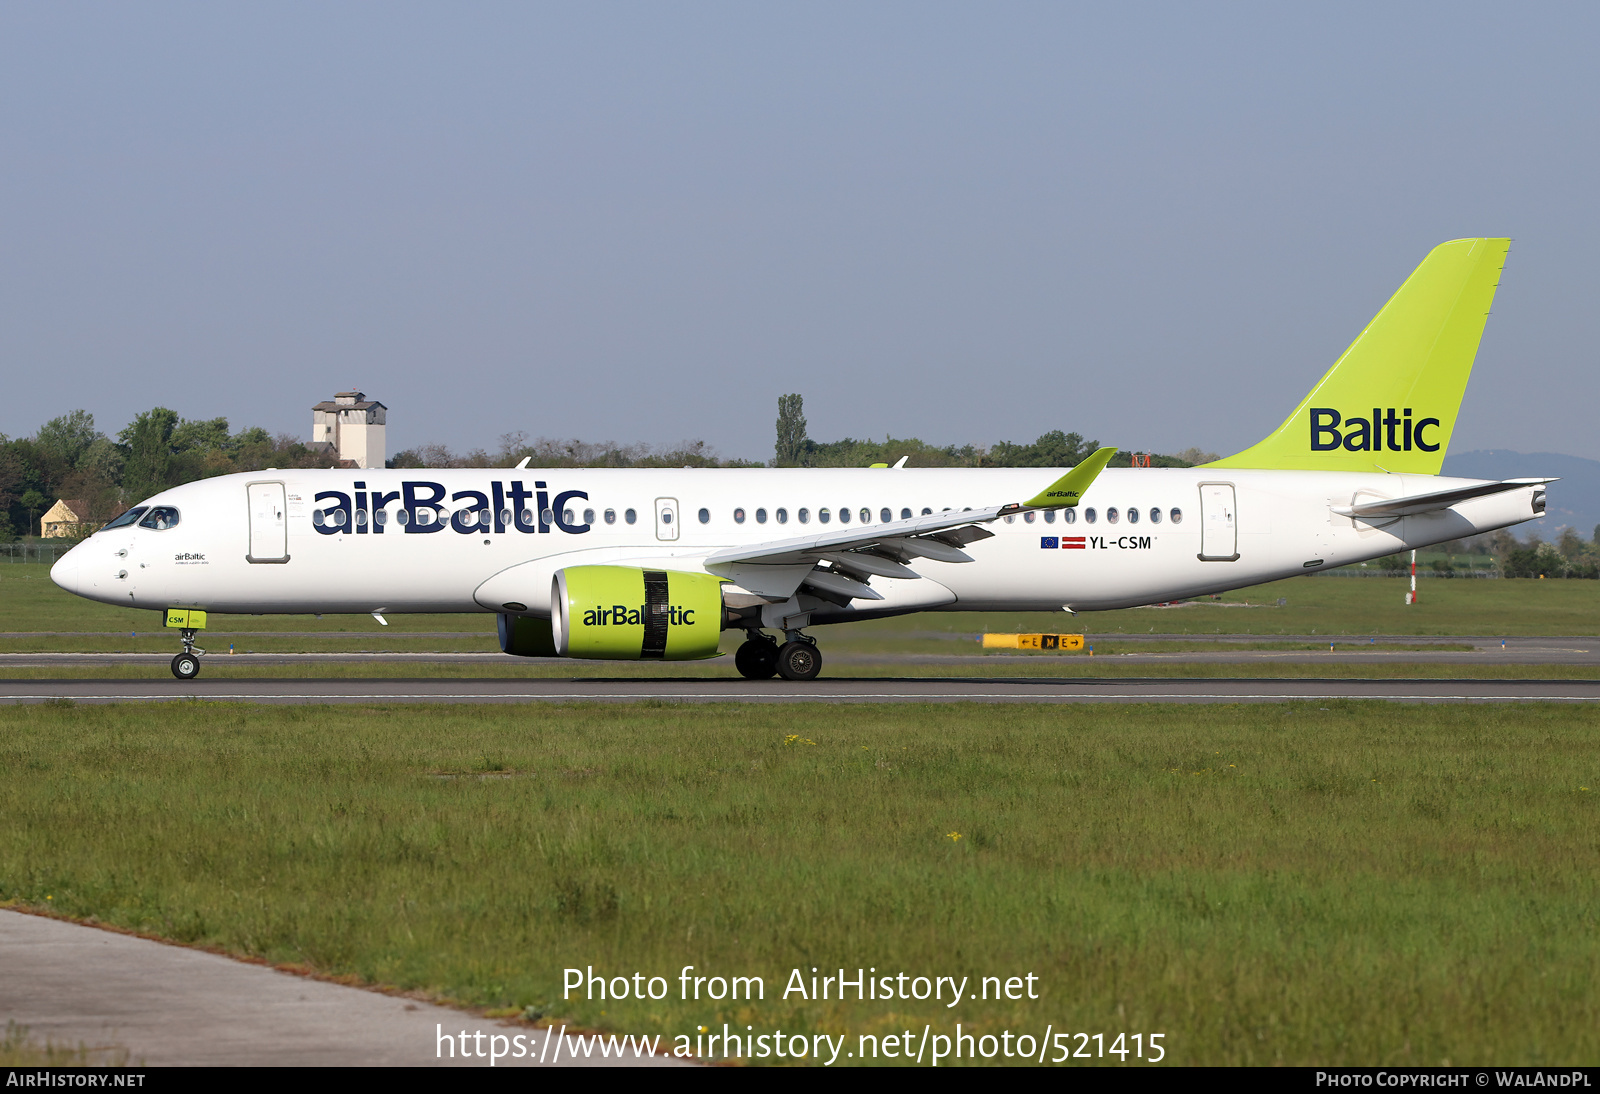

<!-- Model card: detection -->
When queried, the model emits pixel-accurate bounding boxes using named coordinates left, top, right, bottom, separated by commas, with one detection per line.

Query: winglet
left=1023, top=447, right=1118, bottom=508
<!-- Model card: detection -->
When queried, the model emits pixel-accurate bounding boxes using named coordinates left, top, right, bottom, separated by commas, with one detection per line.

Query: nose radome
left=50, top=546, right=80, bottom=595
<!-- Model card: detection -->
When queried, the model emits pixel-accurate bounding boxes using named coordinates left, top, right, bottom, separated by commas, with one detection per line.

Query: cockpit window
left=103, top=507, right=148, bottom=530
left=139, top=506, right=180, bottom=531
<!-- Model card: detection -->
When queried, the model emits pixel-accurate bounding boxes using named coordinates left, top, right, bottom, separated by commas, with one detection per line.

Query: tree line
left=0, top=408, right=339, bottom=539
left=1374, top=528, right=1600, bottom=580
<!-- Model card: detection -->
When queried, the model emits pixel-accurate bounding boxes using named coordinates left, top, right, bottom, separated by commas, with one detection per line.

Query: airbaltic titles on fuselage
left=312, top=480, right=592, bottom=536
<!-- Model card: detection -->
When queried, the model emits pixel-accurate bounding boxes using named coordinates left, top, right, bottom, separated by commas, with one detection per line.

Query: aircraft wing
left=1331, top=477, right=1556, bottom=521
left=704, top=448, right=1118, bottom=603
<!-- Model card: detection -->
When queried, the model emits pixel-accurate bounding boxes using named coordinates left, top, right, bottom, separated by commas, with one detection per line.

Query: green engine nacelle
left=552, top=565, right=726, bottom=660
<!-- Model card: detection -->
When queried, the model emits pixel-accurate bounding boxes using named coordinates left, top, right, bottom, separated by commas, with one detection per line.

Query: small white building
left=311, top=391, right=387, bottom=469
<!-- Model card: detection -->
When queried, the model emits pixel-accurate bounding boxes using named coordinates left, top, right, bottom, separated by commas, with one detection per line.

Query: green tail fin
left=1207, top=238, right=1511, bottom=474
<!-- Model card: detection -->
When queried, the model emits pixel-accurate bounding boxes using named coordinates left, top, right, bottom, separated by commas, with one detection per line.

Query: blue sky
left=3, top=3, right=1596, bottom=462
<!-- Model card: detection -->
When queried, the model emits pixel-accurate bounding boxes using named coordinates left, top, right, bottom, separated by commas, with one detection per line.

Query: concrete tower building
left=311, top=391, right=387, bottom=469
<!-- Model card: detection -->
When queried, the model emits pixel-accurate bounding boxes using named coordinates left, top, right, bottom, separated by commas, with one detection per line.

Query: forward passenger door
left=247, top=482, right=289, bottom=563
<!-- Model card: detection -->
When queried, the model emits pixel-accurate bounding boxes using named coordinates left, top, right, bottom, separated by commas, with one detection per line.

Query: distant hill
left=1443, top=450, right=1600, bottom=540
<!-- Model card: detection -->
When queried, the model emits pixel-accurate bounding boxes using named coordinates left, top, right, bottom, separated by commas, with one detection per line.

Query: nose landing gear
left=171, top=628, right=204, bottom=680
left=734, top=630, right=822, bottom=681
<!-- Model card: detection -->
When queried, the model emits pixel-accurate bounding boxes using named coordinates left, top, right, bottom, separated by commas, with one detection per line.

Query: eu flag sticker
left=1041, top=537, right=1059, bottom=549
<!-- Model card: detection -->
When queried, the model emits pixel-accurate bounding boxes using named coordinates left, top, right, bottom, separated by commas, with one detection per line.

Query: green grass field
left=3, top=701, right=1595, bottom=1065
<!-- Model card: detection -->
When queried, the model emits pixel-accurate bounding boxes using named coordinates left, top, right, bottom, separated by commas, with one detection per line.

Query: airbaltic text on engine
left=584, top=604, right=697, bottom=626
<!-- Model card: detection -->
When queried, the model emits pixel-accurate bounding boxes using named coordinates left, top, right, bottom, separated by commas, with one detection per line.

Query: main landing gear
left=171, top=628, right=203, bottom=680
left=735, top=630, right=822, bottom=682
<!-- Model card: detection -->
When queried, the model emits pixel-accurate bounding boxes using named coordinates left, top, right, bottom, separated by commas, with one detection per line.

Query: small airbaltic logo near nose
left=1310, top=408, right=1441, bottom=452
left=174, top=552, right=206, bottom=561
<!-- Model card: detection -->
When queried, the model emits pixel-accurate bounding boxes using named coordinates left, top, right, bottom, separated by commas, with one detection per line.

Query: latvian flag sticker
left=1063, top=536, right=1086, bottom=550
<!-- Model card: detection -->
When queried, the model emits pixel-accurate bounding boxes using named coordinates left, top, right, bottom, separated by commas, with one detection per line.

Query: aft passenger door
left=247, top=482, right=289, bottom=563
left=1197, top=483, right=1239, bottom=561
left=654, top=497, right=680, bottom=542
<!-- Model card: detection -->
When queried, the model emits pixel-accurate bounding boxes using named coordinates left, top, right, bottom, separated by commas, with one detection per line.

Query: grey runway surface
left=3, top=635, right=1598, bottom=667
left=3, top=675, right=1600, bottom=704
left=0, top=910, right=684, bottom=1067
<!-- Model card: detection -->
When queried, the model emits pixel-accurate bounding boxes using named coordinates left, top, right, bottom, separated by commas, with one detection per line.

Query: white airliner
left=51, top=238, right=1550, bottom=681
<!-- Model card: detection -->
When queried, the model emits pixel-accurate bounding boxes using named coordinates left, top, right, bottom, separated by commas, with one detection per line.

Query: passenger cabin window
left=1044, top=510, right=1056, bottom=524
left=1169, top=507, right=1183, bottom=524
left=883, top=508, right=893, bottom=523
left=625, top=508, right=637, bottom=524
left=583, top=508, right=595, bottom=525
left=139, top=506, right=180, bottom=530
left=756, top=508, right=768, bottom=523
left=922, top=508, right=933, bottom=516
left=1024, top=511, right=1036, bottom=523
left=104, top=507, right=148, bottom=530
left=837, top=507, right=849, bottom=523
left=1149, top=507, right=1161, bottom=524
left=604, top=509, right=617, bottom=524
left=900, top=508, right=911, bottom=520
left=798, top=508, right=809, bottom=524
left=776, top=508, right=788, bottom=524
left=1061, top=509, right=1074, bottom=524
left=1084, top=508, right=1097, bottom=524
left=375, top=509, right=388, bottom=526
left=1107, top=507, right=1120, bottom=524
left=698, top=508, right=710, bottom=524
left=734, top=508, right=746, bottom=524
left=819, top=508, right=831, bottom=524
left=860, top=508, right=871, bottom=524
left=1127, top=507, right=1139, bottom=524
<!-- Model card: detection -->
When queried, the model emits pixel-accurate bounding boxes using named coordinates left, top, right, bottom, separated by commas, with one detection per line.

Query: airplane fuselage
left=50, top=465, right=1543, bottom=623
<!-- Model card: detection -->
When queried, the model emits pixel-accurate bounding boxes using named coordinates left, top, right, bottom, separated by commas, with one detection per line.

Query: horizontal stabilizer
left=1332, top=477, right=1554, bottom=521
